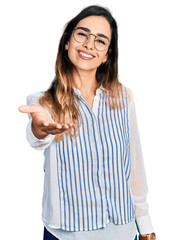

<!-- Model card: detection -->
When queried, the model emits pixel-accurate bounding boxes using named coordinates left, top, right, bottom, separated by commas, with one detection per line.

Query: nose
left=82, top=34, right=95, bottom=50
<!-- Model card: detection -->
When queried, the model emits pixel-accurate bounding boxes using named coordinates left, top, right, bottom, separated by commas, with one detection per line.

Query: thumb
left=18, top=105, right=40, bottom=114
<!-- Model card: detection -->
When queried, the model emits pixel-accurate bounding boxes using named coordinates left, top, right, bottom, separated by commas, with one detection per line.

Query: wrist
left=31, top=122, right=48, bottom=139
left=139, top=233, right=156, bottom=240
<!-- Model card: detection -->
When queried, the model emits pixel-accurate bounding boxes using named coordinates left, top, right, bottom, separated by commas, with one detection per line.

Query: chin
left=73, top=62, right=101, bottom=72
left=76, top=66, right=98, bottom=72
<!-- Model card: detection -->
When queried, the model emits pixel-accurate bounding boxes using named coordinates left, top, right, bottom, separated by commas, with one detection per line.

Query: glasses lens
left=73, top=29, right=110, bottom=52
left=74, top=29, right=88, bottom=43
left=95, top=37, right=109, bottom=52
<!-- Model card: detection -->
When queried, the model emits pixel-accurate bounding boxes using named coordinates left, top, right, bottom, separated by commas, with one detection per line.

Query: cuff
left=26, top=120, right=54, bottom=150
left=136, top=215, right=154, bottom=235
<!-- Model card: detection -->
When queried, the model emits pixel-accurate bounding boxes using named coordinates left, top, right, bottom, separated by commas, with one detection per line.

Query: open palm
left=18, top=105, right=72, bottom=139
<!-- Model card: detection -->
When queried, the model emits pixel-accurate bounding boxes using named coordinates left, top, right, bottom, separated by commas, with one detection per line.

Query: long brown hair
left=39, top=5, right=123, bottom=142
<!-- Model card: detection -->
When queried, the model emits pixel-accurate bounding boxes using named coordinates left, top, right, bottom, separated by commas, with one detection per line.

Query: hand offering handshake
left=18, top=105, right=73, bottom=139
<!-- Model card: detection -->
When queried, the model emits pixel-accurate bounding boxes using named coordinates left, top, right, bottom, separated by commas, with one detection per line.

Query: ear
left=65, top=41, right=69, bottom=51
left=102, top=53, right=109, bottom=64
left=102, top=49, right=112, bottom=63
left=108, top=49, right=112, bottom=55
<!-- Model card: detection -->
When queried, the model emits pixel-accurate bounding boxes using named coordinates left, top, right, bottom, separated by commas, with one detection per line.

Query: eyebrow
left=75, top=27, right=110, bottom=41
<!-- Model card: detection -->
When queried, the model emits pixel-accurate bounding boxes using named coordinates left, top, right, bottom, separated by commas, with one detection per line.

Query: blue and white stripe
left=55, top=86, right=134, bottom=231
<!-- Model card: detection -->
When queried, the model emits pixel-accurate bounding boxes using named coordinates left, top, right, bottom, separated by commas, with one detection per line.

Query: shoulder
left=120, top=84, right=134, bottom=107
left=26, top=91, right=45, bottom=105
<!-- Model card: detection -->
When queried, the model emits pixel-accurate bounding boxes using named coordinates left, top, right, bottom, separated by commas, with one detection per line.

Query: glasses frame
left=72, top=28, right=110, bottom=52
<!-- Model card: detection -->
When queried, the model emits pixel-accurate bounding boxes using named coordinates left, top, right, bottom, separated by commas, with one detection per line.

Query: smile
left=77, top=50, right=95, bottom=60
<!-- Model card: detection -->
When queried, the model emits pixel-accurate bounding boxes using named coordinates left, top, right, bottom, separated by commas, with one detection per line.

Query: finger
left=41, top=122, right=73, bottom=133
left=61, top=123, right=73, bottom=129
left=40, top=122, right=63, bottom=131
left=42, top=123, right=73, bottom=130
left=67, top=123, right=73, bottom=127
left=18, top=105, right=40, bottom=114
left=44, top=128, right=71, bottom=135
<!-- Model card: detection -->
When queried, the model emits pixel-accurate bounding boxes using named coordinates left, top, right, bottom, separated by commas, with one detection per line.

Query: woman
left=19, top=5, right=156, bottom=240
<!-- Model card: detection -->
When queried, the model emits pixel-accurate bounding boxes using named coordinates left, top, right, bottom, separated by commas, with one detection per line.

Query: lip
left=77, top=50, right=96, bottom=60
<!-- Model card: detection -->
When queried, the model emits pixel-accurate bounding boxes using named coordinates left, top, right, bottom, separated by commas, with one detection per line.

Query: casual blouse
left=26, top=85, right=154, bottom=239
left=44, top=220, right=137, bottom=240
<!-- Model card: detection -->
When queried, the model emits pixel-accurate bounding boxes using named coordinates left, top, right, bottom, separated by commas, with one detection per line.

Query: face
left=65, top=16, right=112, bottom=73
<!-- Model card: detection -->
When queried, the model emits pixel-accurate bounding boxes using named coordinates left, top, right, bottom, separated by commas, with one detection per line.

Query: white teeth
left=79, top=51, right=94, bottom=58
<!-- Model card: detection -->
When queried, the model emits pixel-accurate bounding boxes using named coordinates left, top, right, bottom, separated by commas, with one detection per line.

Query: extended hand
left=18, top=105, right=73, bottom=139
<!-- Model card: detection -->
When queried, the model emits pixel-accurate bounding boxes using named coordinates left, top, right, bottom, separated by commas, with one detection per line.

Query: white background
left=0, top=0, right=173, bottom=239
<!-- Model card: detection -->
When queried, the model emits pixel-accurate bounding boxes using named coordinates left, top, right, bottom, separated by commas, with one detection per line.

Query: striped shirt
left=26, top=85, right=154, bottom=236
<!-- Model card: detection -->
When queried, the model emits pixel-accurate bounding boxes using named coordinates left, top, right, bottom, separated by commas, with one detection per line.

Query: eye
left=96, top=39, right=106, bottom=45
left=77, top=32, right=87, bottom=37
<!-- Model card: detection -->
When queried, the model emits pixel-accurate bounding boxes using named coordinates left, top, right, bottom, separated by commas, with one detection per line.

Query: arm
left=19, top=92, right=73, bottom=150
left=26, top=92, right=55, bottom=150
left=128, top=89, right=155, bottom=236
left=26, top=118, right=55, bottom=150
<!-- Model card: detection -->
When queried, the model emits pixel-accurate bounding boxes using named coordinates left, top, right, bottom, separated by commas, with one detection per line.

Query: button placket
left=92, top=94, right=100, bottom=118
left=78, top=89, right=108, bottom=225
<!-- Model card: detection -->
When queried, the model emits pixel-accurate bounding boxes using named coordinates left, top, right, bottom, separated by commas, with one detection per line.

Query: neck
left=72, top=69, right=99, bottom=96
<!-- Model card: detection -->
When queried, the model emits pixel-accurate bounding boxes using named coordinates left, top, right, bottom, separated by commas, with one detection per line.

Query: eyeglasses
left=73, top=27, right=110, bottom=52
